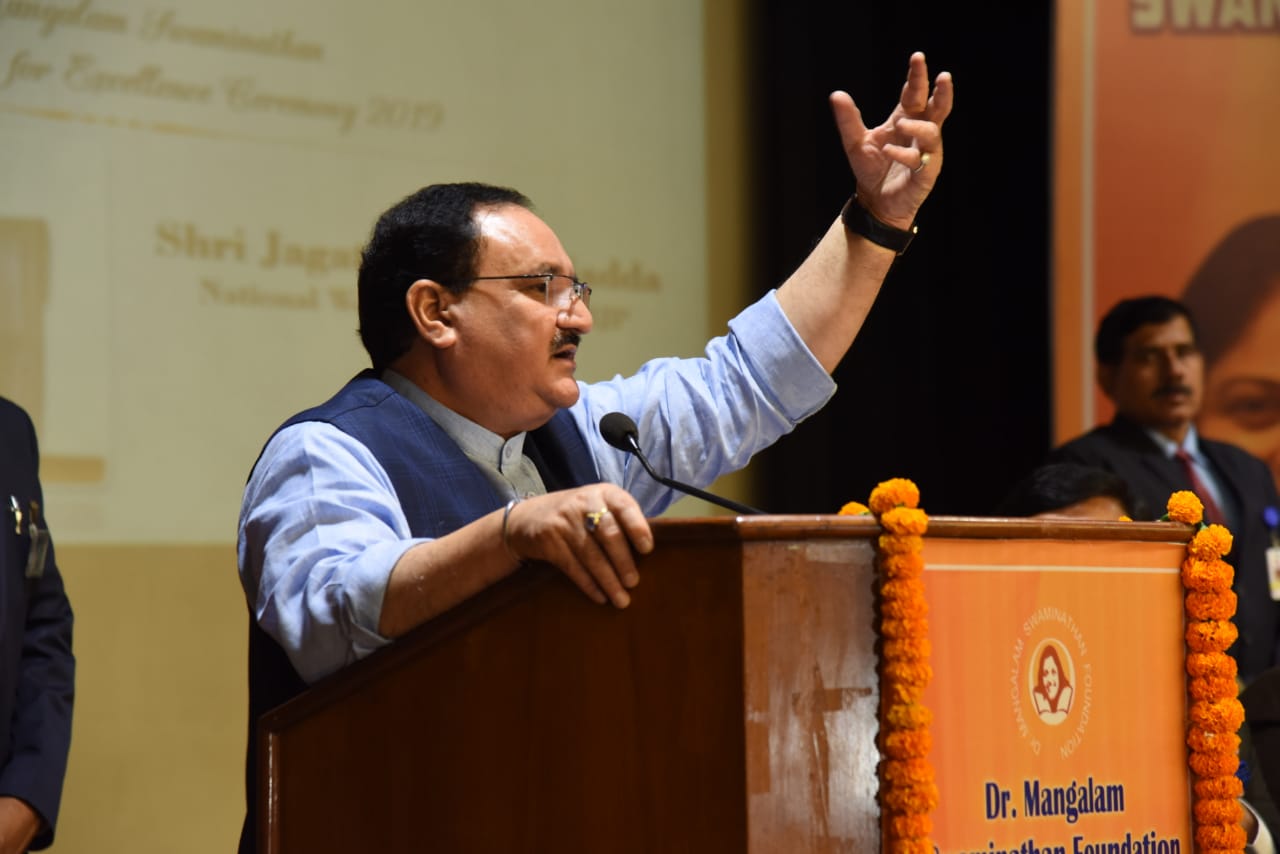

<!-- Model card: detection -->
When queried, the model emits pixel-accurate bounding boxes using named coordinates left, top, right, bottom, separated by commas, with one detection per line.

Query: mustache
left=1153, top=383, right=1193, bottom=398
left=552, top=331, right=581, bottom=353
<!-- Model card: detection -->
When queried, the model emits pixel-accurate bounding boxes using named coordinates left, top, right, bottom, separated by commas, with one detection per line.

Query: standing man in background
left=0, top=397, right=74, bottom=853
left=1050, top=296, right=1280, bottom=684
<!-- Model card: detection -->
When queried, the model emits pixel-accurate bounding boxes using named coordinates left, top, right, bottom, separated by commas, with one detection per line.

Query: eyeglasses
left=469, top=273, right=592, bottom=309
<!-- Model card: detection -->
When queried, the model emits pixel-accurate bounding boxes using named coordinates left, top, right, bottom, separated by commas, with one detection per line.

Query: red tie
left=1174, top=448, right=1226, bottom=526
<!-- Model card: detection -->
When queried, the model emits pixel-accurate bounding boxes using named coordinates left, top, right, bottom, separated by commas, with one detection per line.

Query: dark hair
left=1036, top=645, right=1072, bottom=713
left=995, top=462, right=1136, bottom=518
left=1094, top=295, right=1197, bottom=366
left=1181, top=214, right=1280, bottom=369
left=357, top=182, right=532, bottom=370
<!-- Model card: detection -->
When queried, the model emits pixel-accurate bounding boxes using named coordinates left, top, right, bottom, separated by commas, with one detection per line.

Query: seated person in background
left=995, top=461, right=1134, bottom=520
left=1000, top=461, right=1279, bottom=853
left=1048, top=296, right=1280, bottom=685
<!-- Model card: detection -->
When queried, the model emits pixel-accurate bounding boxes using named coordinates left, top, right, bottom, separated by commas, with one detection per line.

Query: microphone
left=598, top=412, right=765, bottom=515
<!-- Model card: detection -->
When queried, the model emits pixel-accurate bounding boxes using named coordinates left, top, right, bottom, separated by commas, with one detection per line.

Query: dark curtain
left=748, top=2, right=1055, bottom=516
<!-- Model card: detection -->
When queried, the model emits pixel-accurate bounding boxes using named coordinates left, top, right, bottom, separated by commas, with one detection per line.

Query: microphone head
left=599, top=411, right=639, bottom=453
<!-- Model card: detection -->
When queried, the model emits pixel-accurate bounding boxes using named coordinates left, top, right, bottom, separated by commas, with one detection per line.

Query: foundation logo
left=1008, top=607, right=1092, bottom=758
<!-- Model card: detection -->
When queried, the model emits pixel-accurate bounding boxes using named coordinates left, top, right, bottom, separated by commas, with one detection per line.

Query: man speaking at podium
left=236, top=53, right=952, bottom=850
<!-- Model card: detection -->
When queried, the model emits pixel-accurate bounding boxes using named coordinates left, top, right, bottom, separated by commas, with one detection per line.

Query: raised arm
left=775, top=51, right=954, bottom=372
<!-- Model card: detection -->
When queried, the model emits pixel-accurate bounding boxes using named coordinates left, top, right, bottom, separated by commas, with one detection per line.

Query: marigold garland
left=863, top=478, right=934, bottom=853
left=1173, top=490, right=1245, bottom=854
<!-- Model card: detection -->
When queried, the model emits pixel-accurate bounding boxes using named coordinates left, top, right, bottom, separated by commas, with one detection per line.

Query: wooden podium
left=256, top=515, right=1191, bottom=853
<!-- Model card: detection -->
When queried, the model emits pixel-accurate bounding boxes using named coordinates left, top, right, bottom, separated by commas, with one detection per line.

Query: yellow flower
left=882, top=506, right=929, bottom=536
left=870, top=478, right=920, bottom=514
left=1118, top=515, right=1133, bottom=522
left=1189, top=525, right=1235, bottom=561
left=838, top=501, right=870, bottom=516
left=1166, top=490, right=1204, bottom=525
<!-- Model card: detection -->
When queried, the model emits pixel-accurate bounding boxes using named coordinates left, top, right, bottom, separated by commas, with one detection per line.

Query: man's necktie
left=1174, top=448, right=1226, bottom=526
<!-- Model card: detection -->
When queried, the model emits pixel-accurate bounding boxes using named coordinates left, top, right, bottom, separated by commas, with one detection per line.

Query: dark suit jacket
left=1050, top=416, right=1280, bottom=683
left=0, top=398, right=74, bottom=850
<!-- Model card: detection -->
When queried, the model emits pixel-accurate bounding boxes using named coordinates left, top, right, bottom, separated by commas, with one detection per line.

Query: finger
left=828, top=90, right=869, bottom=153
left=900, top=51, right=930, bottom=114
left=893, top=118, right=943, bottom=155
left=554, top=545, right=611, bottom=606
left=590, top=510, right=642, bottom=589
left=574, top=524, right=632, bottom=608
left=926, top=71, right=955, bottom=126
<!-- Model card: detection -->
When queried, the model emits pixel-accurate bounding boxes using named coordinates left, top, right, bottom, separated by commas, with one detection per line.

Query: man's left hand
left=829, top=51, right=954, bottom=230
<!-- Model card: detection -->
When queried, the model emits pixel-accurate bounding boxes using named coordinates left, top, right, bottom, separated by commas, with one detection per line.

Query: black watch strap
left=840, top=195, right=917, bottom=256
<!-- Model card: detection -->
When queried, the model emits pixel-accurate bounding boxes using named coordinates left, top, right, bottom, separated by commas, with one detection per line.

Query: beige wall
left=21, top=2, right=751, bottom=851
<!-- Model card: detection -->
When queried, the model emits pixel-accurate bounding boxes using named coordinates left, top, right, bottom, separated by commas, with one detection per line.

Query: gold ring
left=913, top=152, right=931, bottom=174
left=584, top=507, right=609, bottom=532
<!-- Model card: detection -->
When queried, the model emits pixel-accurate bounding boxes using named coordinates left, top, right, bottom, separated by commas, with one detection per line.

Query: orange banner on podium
left=923, top=537, right=1192, bottom=853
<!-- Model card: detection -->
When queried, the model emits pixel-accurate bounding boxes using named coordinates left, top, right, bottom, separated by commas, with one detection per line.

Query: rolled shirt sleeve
left=238, top=422, right=428, bottom=684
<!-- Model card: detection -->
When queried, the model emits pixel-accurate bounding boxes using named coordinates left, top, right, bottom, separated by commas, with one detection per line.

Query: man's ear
left=405, top=279, right=458, bottom=349
left=1096, top=362, right=1116, bottom=400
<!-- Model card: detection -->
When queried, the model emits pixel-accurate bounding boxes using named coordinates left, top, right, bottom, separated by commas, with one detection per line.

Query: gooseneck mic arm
left=598, top=412, right=765, bottom=516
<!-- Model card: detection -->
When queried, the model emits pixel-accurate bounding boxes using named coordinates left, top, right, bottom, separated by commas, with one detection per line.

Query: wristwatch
left=841, top=195, right=917, bottom=256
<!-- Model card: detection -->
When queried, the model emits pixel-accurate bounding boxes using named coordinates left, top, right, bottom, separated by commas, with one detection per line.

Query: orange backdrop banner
left=1053, top=1, right=1280, bottom=489
left=922, top=536, right=1191, bottom=852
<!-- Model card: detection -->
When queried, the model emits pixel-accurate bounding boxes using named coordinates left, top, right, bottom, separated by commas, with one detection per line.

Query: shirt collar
left=380, top=369, right=528, bottom=468
left=1143, top=422, right=1204, bottom=462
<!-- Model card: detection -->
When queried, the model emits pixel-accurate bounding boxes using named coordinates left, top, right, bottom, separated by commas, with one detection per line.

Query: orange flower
left=882, top=595, right=929, bottom=621
left=1166, top=490, right=1204, bottom=525
left=880, top=617, right=929, bottom=639
left=880, top=553, right=926, bottom=579
left=870, top=478, right=920, bottom=514
left=1187, top=729, right=1240, bottom=755
left=885, top=703, right=933, bottom=729
left=882, top=637, right=933, bottom=662
left=1194, top=797, right=1243, bottom=826
left=886, top=813, right=932, bottom=840
left=880, top=728, right=932, bottom=759
left=1185, top=590, right=1238, bottom=622
left=1182, top=558, right=1234, bottom=593
left=883, top=660, right=933, bottom=688
left=1189, top=525, right=1234, bottom=561
left=878, top=534, right=924, bottom=555
left=882, top=506, right=929, bottom=536
left=882, top=680, right=927, bottom=706
left=1194, top=822, right=1247, bottom=850
left=1185, top=620, right=1239, bottom=654
left=1189, top=697, right=1245, bottom=734
left=1194, top=775, right=1243, bottom=800
left=1188, top=676, right=1240, bottom=703
left=1189, top=750, right=1240, bottom=778
left=882, top=578, right=926, bottom=603
left=880, top=780, right=939, bottom=814
left=881, top=758, right=935, bottom=787
left=884, top=838, right=934, bottom=854
left=838, top=501, right=870, bottom=516
left=1186, top=652, right=1238, bottom=681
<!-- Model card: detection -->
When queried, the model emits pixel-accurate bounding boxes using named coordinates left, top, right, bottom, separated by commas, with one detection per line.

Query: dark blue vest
left=241, top=371, right=600, bottom=852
